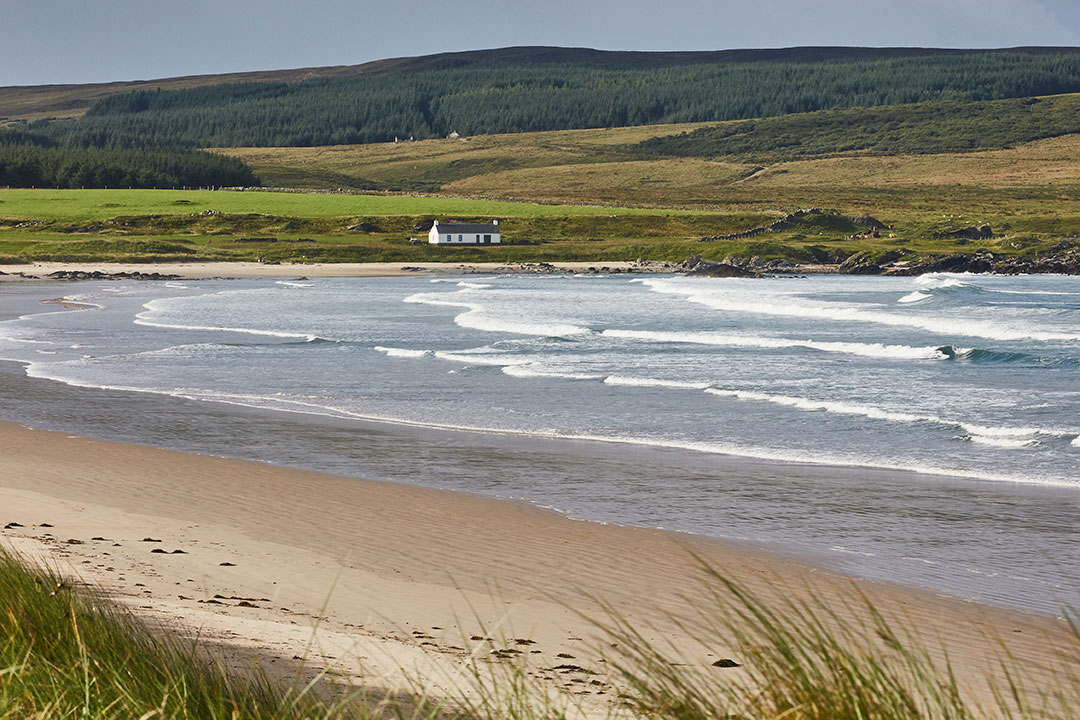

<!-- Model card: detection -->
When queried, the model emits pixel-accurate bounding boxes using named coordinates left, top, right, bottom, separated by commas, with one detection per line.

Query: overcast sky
left=4, top=0, right=1080, bottom=87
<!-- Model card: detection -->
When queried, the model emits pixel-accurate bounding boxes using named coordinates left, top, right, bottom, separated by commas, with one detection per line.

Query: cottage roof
left=434, top=222, right=499, bottom=234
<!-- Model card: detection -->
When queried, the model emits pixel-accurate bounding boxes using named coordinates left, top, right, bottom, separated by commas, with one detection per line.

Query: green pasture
left=0, top=188, right=710, bottom=224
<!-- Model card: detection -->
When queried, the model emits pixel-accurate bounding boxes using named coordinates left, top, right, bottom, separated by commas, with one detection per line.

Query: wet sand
left=1, top=420, right=1076, bottom=714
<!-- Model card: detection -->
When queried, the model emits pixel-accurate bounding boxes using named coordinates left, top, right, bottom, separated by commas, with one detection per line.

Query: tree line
left=29, top=50, right=1080, bottom=149
left=635, top=94, right=1080, bottom=160
left=0, top=130, right=258, bottom=189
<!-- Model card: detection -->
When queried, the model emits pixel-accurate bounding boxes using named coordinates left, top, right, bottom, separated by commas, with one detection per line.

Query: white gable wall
left=427, top=220, right=501, bottom=245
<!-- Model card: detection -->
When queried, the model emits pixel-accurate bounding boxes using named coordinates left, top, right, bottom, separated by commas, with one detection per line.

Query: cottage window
left=458, top=234, right=463, bottom=242
left=484, top=235, right=491, bottom=243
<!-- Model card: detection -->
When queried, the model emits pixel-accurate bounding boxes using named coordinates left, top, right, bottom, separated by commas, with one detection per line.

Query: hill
left=6, top=46, right=1080, bottom=150
left=4, top=45, right=1078, bottom=125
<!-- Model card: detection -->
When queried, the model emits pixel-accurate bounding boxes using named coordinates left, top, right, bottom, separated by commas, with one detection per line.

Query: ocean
left=1, top=272, right=1077, bottom=614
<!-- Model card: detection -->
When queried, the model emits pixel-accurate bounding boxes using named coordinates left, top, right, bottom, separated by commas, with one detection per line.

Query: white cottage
left=428, top=219, right=500, bottom=245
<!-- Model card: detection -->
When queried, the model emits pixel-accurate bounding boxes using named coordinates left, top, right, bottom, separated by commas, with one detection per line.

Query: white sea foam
left=898, top=291, right=931, bottom=303
left=966, top=435, right=1039, bottom=449
left=603, top=375, right=711, bottom=390
left=0, top=333, right=50, bottom=345
left=433, top=350, right=533, bottom=366
left=164, top=282, right=189, bottom=289
left=405, top=290, right=590, bottom=337
left=275, top=280, right=314, bottom=288
left=503, top=365, right=604, bottom=380
left=640, top=278, right=1080, bottom=342
left=373, top=346, right=432, bottom=358
left=914, top=273, right=980, bottom=289
left=457, top=281, right=492, bottom=289
left=135, top=300, right=320, bottom=341
left=832, top=546, right=877, bottom=557
left=703, top=387, right=1071, bottom=445
left=16, top=357, right=1077, bottom=488
left=602, top=329, right=948, bottom=360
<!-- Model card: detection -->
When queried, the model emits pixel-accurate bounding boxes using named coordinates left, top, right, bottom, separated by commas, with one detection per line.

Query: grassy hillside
left=218, top=93, right=1080, bottom=195
left=0, top=187, right=716, bottom=221
left=5, top=49, right=1080, bottom=266
left=0, top=184, right=1072, bottom=266
left=0, top=188, right=791, bottom=264
left=216, top=107, right=1080, bottom=233
left=213, top=122, right=718, bottom=192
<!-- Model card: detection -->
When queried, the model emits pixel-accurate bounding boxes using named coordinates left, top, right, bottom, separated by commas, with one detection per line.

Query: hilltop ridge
left=4, top=44, right=1080, bottom=124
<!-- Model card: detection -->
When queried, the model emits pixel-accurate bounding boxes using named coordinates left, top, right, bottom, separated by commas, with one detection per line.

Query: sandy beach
left=1, top=260, right=651, bottom=280
left=1, top=419, right=1076, bottom=714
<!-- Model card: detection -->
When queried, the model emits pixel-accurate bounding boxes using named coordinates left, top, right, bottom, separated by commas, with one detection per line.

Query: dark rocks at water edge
left=46, top=270, right=182, bottom=281
left=836, top=241, right=1080, bottom=276
left=680, top=256, right=763, bottom=278
left=679, top=241, right=1080, bottom=277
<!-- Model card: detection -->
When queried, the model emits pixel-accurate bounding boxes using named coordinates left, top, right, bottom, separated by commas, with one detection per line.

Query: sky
left=3, top=0, right=1080, bottom=87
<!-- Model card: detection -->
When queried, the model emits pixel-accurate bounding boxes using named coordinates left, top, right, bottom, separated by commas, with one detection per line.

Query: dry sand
left=2, top=260, right=647, bottom=280
left=1, top=420, right=1076, bottom=714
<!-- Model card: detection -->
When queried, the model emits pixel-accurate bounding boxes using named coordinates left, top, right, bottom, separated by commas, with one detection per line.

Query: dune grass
left=595, top=567, right=1080, bottom=720
left=3, top=546, right=1077, bottom=720
left=0, top=549, right=447, bottom=719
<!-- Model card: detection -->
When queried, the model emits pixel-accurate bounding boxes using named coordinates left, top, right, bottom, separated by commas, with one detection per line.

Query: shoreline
left=2, top=261, right=672, bottom=280
left=3, top=258, right=1078, bottom=280
left=1, top=276, right=1076, bottom=619
left=1, top=419, right=1076, bottom=712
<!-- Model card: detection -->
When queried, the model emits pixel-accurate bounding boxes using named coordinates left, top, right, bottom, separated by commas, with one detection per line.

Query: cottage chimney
left=493, top=220, right=498, bottom=226
left=433, top=219, right=439, bottom=227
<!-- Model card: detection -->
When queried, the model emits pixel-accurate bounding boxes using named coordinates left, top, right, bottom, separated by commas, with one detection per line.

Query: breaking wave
left=703, top=387, right=1074, bottom=446
left=374, top=346, right=432, bottom=358
left=602, top=329, right=950, bottom=360
left=641, top=278, right=1080, bottom=342
left=404, top=290, right=591, bottom=337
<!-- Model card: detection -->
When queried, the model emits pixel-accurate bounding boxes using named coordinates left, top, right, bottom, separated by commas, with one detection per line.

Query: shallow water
left=1, top=273, right=1077, bottom=614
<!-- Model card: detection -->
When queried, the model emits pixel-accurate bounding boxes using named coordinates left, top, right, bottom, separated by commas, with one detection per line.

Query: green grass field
left=0, top=184, right=1071, bottom=265
left=4, top=117, right=1080, bottom=265
left=0, top=187, right=715, bottom=222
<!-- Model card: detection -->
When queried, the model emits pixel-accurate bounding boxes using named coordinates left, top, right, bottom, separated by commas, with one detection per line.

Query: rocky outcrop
left=838, top=249, right=911, bottom=275
left=680, top=256, right=763, bottom=278
left=881, top=243, right=1080, bottom=276
left=46, top=270, right=181, bottom=281
left=850, top=215, right=887, bottom=230
left=882, top=254, right=992, bottom=276
left=698, top=208, right=824, bottom=242
left=71, top=222, right=104, bottom=233
left=935, top=225, right=993, bottom=241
